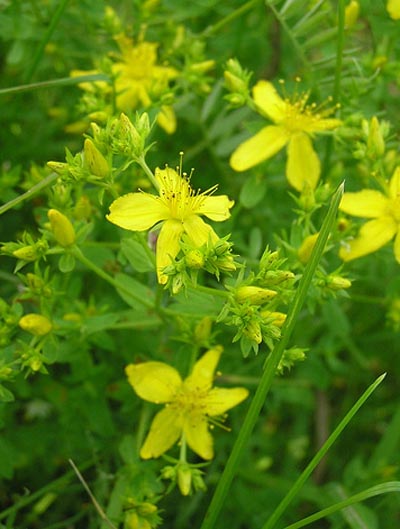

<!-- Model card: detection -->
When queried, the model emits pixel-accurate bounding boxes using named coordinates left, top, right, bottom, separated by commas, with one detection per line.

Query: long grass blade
left=261, top=373, right=387, bottom=529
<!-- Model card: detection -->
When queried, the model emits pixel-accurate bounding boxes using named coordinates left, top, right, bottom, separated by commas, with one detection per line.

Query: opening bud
left=48, top=209, right=76, bottom=247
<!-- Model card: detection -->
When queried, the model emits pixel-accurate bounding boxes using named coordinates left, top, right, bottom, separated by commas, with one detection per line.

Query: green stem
left=265, top=0, right=311, bottom=70
left=72, top=247, right=154, bottom=309
left=0, top=173, right=59, bottom=216
left=199, top=183, right=344, bottom=529
left=0, top=74, right=109, bottom=97
left=195, top=284, right=230, bottom=299
left=323, top=0, right=345, bottom=174
left=137, top=156, right=159, bottom=191
left=262, top=373, right=386, bottom=529
left=202, top=0, right=261, bottom=37
left=24, top=0, right=71, bottom=83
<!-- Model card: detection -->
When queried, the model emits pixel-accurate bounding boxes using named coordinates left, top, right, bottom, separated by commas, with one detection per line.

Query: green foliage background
left=0, top=1, right=400, bottom=528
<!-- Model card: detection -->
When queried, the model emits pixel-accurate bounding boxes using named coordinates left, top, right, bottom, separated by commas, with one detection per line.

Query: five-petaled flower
left=230, top=80, right=341, bottom=192
left=71, top=34, right=178, bottom=134
left=107, top=167, right=234, bottom=284
left=339, top=166, right=400, bottom=262
left=126, top=346, right=249, bottom=460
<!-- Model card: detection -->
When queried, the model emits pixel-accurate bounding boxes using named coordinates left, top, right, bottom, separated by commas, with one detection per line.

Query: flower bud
left=19, top=314, right=52, bottom=336
left=194, top=317, right=212, bottom=344
left=260, top=310, right=287, bottom=327
left=13, top=246, right=38, bottom=261
left=344, top=0, right=360, bottom=28
left=84, top=138, right=109, bottom=178
left=367, top=116, right=385, bottom=159
left=48, top=209, right=76, bottom=247
left=298, top=233, right=319, bottom=264
left=47, top=161, right=68, bottom=175
left=387, top=0, right=400, bottom=20
left=235, top=286, right=277, bottom=305
left=326, top=275, right=352, bottom=290
left=185, top=249, right=205, bottom=269
left=189, top=60, right=215, bottom=74
left=177, top=464, right=192, bottom=496
left=243, top=320, right=262, bottom=344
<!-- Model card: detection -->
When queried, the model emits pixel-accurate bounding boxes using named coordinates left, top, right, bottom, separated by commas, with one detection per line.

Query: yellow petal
left=340, top=190, right=389, bottom=218
left=286, top=133, right=320, bottom=192
left=230, top=125, right=289, bottom=172
left=156, top=106, right=177, bottom=134
left=387, top=0, right=400, bottom=19
left=183, top=215, right=219, bottom=247
left=198, top=195, right=234, bottom=221
left=156, top=219, right=184, bottom=283
left=107, top=192, right=169, bottom=231
left=252, top=80, right=286, bottom=123
left=389, top=166, right=400, bottom=198
left=394, top=230, right=400, bottom=263
left=183, top=415, right=214, bottom=460
left=204, top=387, right=249, bottom=416
left=185, top=346, right=223, bottom=391
left=125, top=361, right=182, bottom=403
left=339, top=217, right=397, bottom=261
left=140, top=407, right=183, bottom=459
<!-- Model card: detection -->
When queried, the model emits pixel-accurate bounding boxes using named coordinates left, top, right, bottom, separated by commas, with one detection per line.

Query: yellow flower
left=107, top=167, right=234, bottom=284
left=126, top=346, right=248, bottom=460
left=339, top=166, right=400, bottom=262
left=71, top=35, right=178, bottom=134
left=387, top=0, right=400, bottom=19
left=230, top=80, right=341, bottom=192
left=112, top=35, right=178, bottom=133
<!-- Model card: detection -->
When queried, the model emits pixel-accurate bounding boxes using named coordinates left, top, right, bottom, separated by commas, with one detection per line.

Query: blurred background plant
left=0, top=1, right=400, bottom=528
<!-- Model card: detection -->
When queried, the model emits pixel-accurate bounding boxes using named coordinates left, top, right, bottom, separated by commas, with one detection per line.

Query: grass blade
left=261, top=373, right=387, bottom=529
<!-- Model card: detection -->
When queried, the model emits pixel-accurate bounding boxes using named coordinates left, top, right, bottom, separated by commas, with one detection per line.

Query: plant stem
left=137, top=156, right=160, bottom=191
left=0, top=74, right=109, bottom=96
left=199, top=183, right=344, bottom=529
left=0, top=173, right=59, bottom=216
left=72, top=247, right=154, bottom=309
left=202, top=0, right=261, bottom=37
left=323, top=0, right=345, bottom=174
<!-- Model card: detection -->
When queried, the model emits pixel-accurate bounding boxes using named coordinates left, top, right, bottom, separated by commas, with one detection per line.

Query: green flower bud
left=326, top=275, right=352, bottom=290
left=177, top=464, right=192, bottom=496
left=367, top=116, right=385, bottom=158
left=13, top=246, right=38, bottom=261
left=235, top=286, right=277, bottom=305
left=260, top=310, right=287, bottom=327
left=185, top=249, right=205, bottom=269
left=84, top=138, right=109, bottom=178
left=48, top=209, right=76, bottom=247
left=243, top=320, right=262, bottom=344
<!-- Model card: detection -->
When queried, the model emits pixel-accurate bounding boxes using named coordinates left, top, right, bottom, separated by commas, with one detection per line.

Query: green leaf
left=239, top=174, right=267, bottom=208
left=58, top=253, right=76, bottom=273
left=0, top=384, right=14, bottom=403
left=115, top=273, right=155, bottom=309
left=120, top=236, right=155, bottom=273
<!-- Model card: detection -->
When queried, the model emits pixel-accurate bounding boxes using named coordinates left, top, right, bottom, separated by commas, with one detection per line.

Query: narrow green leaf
left=261, top=373, right=386, bottom=529
left=282, top=481, right=400, bottom=529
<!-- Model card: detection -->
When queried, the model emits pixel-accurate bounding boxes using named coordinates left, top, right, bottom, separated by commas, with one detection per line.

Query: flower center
left=171, top=387, right=209, bottom=416
left=281, top=96, right=322, bottom=133
left=158, top=169, right=215, bottom=221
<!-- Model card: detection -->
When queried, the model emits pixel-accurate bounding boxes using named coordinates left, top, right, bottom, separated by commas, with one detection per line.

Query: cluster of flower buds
left=224, top=58, right=252, bottom=107
left=163, top=235, right=237, bottom=294
left=161, top=461, right=207, bottom=496
left=123, top=498, right=161, bottom=529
